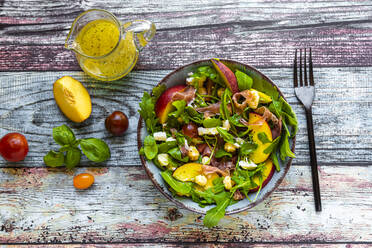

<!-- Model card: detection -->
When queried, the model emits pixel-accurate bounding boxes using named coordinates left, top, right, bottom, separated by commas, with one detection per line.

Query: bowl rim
left=137, top=58, right=296, bottom=215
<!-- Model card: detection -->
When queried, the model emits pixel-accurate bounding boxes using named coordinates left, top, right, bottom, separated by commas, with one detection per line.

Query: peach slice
left=173, top=163, right=203, bottom=182
left=211, top=59, right=239, bottom=94
left=249, top=159, right=275, bottom=192
left=248, top=112, right=273, bottom=164
left=53, top=76, right=92, bottom=123
left=155, top=84, right=187, bottom=124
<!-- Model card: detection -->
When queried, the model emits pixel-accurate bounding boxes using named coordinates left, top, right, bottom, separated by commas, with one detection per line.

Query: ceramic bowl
left=137, top=59, right=295, bottom=215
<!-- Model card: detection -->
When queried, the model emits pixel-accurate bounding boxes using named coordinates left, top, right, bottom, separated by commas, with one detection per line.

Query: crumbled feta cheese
left=202, top=156, right=210, bottom=165
left=187, top=72, right=194, bottom=76
left=198, top=127, right=218, bottom=136
left=233, top=143, right=240, bottom=148
left=153, top=132, right=167, bottom=141
left=223, top=176, right=232, bottom=190
left=235, top=137, right=244, bottom=145
left=157, top=153, right=170, bottom=166
left=239, top=159, right=257, bottom=170
left=166, top=137, right=176, bottom=142
left=195, top=175, right=208, bottom=186
left=222, top=120, right=230, bottom=131
left=186, top=77, right=194, bottom=83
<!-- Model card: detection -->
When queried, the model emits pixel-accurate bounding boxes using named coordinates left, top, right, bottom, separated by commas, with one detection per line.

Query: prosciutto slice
left=172, top=86, right=196, bottom=104
left=255, top=106, right=282, bottom=139
left=196, top=102, right=221, bottom=118
left=202, top=165, right=228, bottom=177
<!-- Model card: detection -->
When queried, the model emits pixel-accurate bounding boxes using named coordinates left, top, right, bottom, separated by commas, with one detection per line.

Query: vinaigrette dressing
left=75, top=19, right=138, bottom=80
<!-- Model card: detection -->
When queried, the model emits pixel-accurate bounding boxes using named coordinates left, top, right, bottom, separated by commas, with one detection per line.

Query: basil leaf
left=65, top=147, right=81, bottom=169
left=203, top=192, right=230, bottom=228
left=53, top=125, right=75, bottom=146
left=257, top=132, right=271, bottom=144
left=216, top=127, right=234, bottom=143
left=203, top=118, right=221, bottom=128
left=80, top=138, right=111, bottom=163
left=168, top=147, right=189, bottom=162
left=235, top=70, right=253, bottom=91
left=44, top=150, right=64, bottom=167
left=143, top=135, right=158, bottom=160
left=239, top=142, right=257, bottom=156
left=158, top=141, right=177, bottom=153
left=161, top=170, right=192, bottom=195
left=215, top=149, right=232, bottom=158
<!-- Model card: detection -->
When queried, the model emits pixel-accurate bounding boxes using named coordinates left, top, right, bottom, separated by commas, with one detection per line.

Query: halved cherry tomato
left=73, top=173, right=94, bottom=189
left=0, top=133, right=29, bottom=162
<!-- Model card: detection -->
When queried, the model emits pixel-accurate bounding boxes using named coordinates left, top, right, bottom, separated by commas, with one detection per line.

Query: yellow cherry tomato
left=73, top=173, right=94, bottom=189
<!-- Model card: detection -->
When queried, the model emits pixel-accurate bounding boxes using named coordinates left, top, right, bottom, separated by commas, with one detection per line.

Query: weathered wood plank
left=0, top=67, right=371, bottom=167
left=4, top=244, right=372, bottom=247
left=0, top=0, right=372, bottom=70
left=0, top=165, right=371, bottom=243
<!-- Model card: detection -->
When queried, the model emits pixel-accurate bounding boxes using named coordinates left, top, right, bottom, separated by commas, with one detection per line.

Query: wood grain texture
left=0, top=67, right=371, bottom=168
left=0, top=165, right=371, bottom=244
left=0, top=0, right=372, bottom=70
left=4, top=245, right=372, bottom=248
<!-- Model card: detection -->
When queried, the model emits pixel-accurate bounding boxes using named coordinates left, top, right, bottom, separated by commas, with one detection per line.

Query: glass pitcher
left=65, top=9, right=156, bottom=81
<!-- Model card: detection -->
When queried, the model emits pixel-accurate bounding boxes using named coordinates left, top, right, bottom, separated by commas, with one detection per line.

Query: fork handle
left=305, top=107, right=322, bottom=211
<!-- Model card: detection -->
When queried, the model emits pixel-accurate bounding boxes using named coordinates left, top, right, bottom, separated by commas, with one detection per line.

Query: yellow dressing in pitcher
left=75, top=19, right=138, bottom=80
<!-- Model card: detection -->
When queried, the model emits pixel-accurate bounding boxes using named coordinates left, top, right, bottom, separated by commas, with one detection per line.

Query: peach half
left=249, top=159, right=275, bottom=192
left=155, top=84, right=187, bottom=124
left=248, top=112, right=273, bottom=164
left=211, top=59, right=239, bottom=94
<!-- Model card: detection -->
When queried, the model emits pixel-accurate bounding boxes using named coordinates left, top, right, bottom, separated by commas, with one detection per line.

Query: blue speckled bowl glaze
left=137, top=59, right=295, bottom=215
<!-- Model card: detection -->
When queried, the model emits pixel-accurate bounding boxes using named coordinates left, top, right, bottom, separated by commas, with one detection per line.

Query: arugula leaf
left=235, top=70, right=253, bottom=91
left=229, top=114, right=246, bottom=128
left=161, top=170, right=192, bottom=195
left=185, top=106, right=203, bottom=124
left=143, top=135, right=158, bottom=160
left=216, top=127, right=234, bottom=143
left=203, top=192, right=230, bottom=228
left=203, top=118, right=221, bottom=128
left=239, top=142, right=257, bottom=156
left=279, top=132, right=296, bottom=161
left=138, top=92, right=158, bottom=133
left=152, top=84, right=166, bottom=101
left=220, top=89, right=232, bottom=120
left=169, top=100, right=186, bottom=119
left=257, top=132, right=271, bottom=144
left=263, top=136, right=280, bottom=154
left=168, top=147, right=189, bottom=162
left=215, top=149, right=232, bottom=158
left=270, top=151, right=280, bottom=171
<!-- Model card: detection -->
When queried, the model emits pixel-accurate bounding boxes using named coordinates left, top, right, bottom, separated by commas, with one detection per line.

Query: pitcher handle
left=123, top=20, right=156, bottom=51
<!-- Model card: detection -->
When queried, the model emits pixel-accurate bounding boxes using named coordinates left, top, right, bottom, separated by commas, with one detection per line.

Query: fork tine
left=299, top=49, right=303, bottom=87
left=293, top=49, right=298, bottom=88
left=309, top=47, right=315, bottom=86
left=304, top=48, right=308, bottom=86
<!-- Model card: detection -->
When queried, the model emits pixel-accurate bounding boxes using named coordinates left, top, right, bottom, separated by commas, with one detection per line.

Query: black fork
left=294, top=48, right=322, bottom=212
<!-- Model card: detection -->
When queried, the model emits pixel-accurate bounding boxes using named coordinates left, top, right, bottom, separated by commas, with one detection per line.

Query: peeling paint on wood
left=0, top=0, right=372, bottom=70
left=0, top=166, right=371, bottom=243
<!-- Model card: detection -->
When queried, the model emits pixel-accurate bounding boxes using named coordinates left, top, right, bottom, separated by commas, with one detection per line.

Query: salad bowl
left=137, top=59, right=296, bottom=219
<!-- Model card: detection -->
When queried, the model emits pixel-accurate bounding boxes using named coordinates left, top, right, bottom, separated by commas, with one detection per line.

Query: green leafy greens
left=43, top=125, right=110, bottom=168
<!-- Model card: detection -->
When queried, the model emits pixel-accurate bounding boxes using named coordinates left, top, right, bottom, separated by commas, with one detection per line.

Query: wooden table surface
left=0, top=0, right=371, bottom=247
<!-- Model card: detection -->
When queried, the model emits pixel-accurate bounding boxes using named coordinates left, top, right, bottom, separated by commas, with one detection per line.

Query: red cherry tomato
left=73, top=173, right=94, bottom=189
left=105, top=111, right=129, bottom=136
left=182, top=123, right=198, bottom=138
left=0, top=133, right=29, bottom=162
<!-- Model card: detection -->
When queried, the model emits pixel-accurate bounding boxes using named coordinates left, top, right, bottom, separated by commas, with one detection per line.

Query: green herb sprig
left=44, top=125, right=110, bottom=168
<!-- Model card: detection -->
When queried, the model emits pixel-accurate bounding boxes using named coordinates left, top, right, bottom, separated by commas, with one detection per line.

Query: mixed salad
left=139, top=59, right=297, bottom=227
